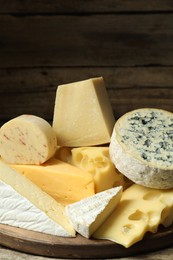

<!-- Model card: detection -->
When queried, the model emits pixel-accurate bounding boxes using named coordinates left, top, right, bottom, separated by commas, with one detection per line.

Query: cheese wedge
left=93, top=184, right=173, bottom=247
left=56, top=146, right=128, bottom=192
left=0, top=159, right=75, bottom=237
left=0, top=114, right=57, bottom=165
left=52, top=77, right=115, bottom=147
left=66, top=186, right=122, bottom=238
left=11, top=158, right=95, bottom=205
left=110, top=108, right=173, bottom=189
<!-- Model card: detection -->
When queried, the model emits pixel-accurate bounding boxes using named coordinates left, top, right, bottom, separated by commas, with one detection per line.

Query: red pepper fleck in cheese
left=0, top=115, right=57, bottom=165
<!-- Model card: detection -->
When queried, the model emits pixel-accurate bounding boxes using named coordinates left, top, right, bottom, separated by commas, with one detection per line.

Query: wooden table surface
left=0, top=245, right=173, bottom=260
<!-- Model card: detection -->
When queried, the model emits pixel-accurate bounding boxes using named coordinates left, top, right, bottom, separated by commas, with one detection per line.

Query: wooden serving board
left=0, top=224, right=173, bottom=259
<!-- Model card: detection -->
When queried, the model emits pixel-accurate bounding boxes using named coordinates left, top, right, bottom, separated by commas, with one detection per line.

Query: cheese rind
left=56, top=146, right=127, bottom=192
left=0, top=181, right=72, bottom=237
left=110, top=108, right=173, bottom=189
left=66, top=186, right=122, bottom=238
left=52, top=77, right=115, bottom=147
left=0, top=159, right=75, bottom=237
left=93, top=184, right=173, bottom=247
left=11, top=158, right=95, bottom=205
left=0, top=114, right=57, bottom=165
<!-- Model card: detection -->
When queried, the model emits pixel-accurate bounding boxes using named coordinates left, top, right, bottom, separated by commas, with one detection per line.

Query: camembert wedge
left=0, top=159, right=75, bottom=237
left=65, top=186, right=122, bottom=238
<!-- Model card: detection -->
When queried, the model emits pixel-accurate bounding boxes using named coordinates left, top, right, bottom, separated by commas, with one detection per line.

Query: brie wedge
left=0, top=159, right=75, bottom=237
left=65, top=186, right=122, bottom=238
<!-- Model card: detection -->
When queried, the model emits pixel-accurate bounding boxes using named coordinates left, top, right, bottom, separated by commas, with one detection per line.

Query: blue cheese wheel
left=109, top=108, right=173, bottom=189
left=0, top=115, right=57, bottom=165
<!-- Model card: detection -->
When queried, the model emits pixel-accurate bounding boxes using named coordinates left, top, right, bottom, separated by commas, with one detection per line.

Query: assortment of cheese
left=0, top=77, right=173, bottom=249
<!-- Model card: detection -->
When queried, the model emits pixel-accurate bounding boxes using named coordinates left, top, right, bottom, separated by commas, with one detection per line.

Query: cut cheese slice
left=65, top=186, right=122, bottom=238
left=56, top=146, right=128, bottom=192
left=110, top=108, right=173, bottom=189
left=11, top=158, right=95, bottom=205
left=0, top=159, right=75, bottom=237
left=0, top=114, right=57, bottom=165
left=93, top=184, right=173, bottom=247
left=52, top=77, right=115, bottom=147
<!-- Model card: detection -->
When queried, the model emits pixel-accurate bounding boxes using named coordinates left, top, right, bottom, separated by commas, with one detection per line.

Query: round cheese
left=109, top=108, right=173, bottom=189
left=0, top=115, right=57, bottom=165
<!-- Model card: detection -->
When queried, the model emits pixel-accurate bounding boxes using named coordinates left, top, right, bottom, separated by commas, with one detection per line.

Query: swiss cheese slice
left=11, top=158, right=95, bottom=205
left=66, top=186, right=122, bottom=238
left=0, top=114, right=57, bottom=165
left=93, top=184, right=173, bottom=247
left=56, top=146, right=129, bottom=192
left=52, top=77, right=115, bottom=147
left=0, top=159, right=75, bottom=237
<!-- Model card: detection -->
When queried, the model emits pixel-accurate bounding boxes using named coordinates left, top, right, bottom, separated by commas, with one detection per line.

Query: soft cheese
left=11, top=158, right=95, bottom=205
left=0, top=114, right=57, bottom=165
left=0, top=181, right=72, bottom=236
left=93, top=184, right=173, bottom=247
left=52, top=77, right=115, bottom=147
left=0, top=159, right=75, bottom=237
left=66, top=186, right=122, bottom=238
left=109, top=108, right=173, bottom=189
left=56, top=146, right=128, bottom=192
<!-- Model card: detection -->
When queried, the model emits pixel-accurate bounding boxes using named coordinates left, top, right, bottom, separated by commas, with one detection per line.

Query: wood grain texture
left=0, top=223, right=173, bottom=259
left=0, top=67, right=173, bottom=125
left=1, top=14, right=173, bottom=68
left=1, top=0, right=173, bottom=14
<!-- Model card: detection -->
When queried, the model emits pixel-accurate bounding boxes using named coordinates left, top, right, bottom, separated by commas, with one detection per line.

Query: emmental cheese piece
left=56, top=146, right=128, bottom=192
left=0, top=115, right=57, bottom=165
left=52, top=77, right=115, bottom=147
left=66, top=186, right=122, bottom=238
left=93, top=184, right=173, bottom=247
left=11, top=158, right=95, bottom=205
left=0, top=159, right=75, bottom=237
left=109, top=108, right=173, bottom=189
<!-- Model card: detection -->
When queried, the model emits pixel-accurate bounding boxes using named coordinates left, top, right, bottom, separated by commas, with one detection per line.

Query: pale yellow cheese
left=52, top=77, right=115, bottom=147
left=56, top=146, right=128, bottom=193
left=0, top=159, right=75, bottom=237
left=11, top=158, right=95, bottom=205
left=0, top=115, right=57, bottom=165
left=93, top=184, right=173, bottom=247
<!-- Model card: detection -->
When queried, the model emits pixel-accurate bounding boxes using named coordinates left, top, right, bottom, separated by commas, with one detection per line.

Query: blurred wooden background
left=1, top=0, right=173, bottom=125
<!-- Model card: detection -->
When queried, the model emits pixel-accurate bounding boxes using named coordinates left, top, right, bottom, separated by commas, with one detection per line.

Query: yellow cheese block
left=11, top=158, right=95, bottom=205
left=56, top=146, right=131, bottom=193
left=93, top=184, right=173, bottom=247
left=57, top=146, right=127, bottom=193
left=52, top=77, right=115, bottom=147
left=0, top=159, right=75, bottom=237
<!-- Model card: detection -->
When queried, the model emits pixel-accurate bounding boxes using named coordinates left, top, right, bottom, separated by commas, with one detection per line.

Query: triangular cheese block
left=65, top=186, right=122, bottom=238
left=0, top=159, right=75, bottom=237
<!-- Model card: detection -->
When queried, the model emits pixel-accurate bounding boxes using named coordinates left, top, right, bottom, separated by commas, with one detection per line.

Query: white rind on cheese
left=65, top=186, right=122, bottom=238
left=0, top=159, right=76, bottom=237
left=0, top=114, right=57, bottom=165
left=109, top=108, right=173, bottom=189
left=0, top=181, right=71, bottom=237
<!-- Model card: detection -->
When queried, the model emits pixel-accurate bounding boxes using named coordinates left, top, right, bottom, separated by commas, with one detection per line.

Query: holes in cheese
left=52, top=77, right=115, bottom=147
left=65, top=186, right=122, bottom=238
left=93, top=184, right=173, bottom=248
left=0, top=115, right=57, bottom=165
left=56, top=146, right=128, bottom=193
